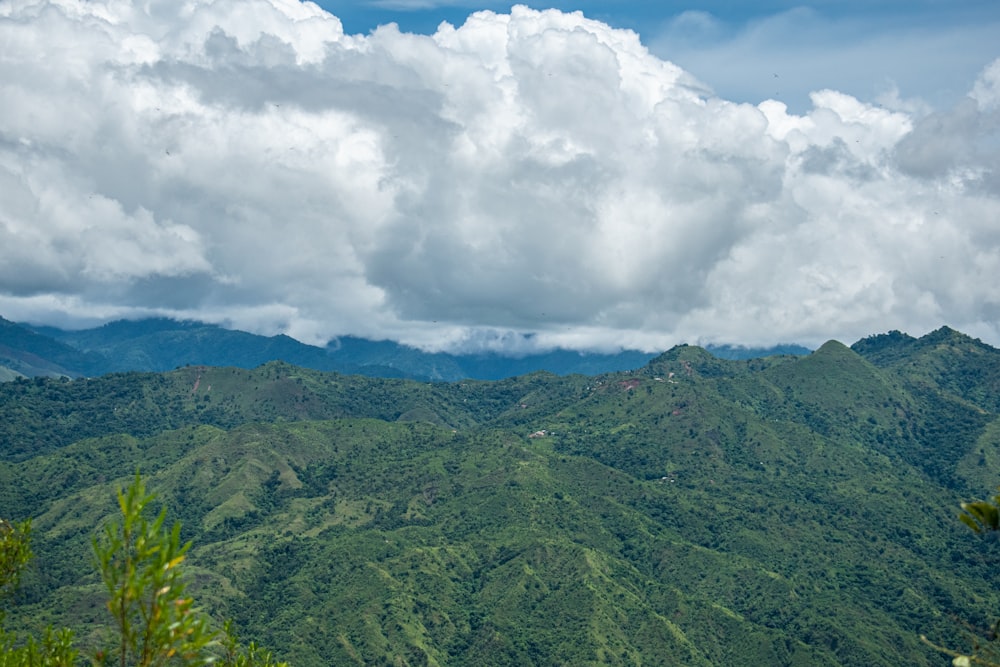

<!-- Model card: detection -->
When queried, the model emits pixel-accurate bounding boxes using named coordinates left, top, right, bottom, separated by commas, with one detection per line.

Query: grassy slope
left=2, top=329, right=1000, bottom=665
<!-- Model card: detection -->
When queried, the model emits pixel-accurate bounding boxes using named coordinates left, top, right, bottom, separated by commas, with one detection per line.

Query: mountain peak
left=814, top=339, right=852, bottom=355
left=773, top=337, right=875, bottom=386
left=919, top=325, right=978, bottom=347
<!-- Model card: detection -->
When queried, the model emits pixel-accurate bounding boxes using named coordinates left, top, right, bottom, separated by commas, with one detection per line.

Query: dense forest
left=2, top=326, right=1000, bottom=665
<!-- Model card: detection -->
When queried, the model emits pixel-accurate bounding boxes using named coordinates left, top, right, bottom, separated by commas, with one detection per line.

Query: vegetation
left=922, top=487, right=1000, bottom=667
left=0, top=520, right=32, bottom=604
left=93, top=474, right=215, bottom=666
left=1, top=326, right=1000, bottom=664
left=1, top=316, right=660, bottom=382
left=1, top=475, right=285, bottom=666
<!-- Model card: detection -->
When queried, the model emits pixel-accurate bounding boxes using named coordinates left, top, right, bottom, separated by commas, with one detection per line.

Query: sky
left=1, top=0, right=999, bottom=354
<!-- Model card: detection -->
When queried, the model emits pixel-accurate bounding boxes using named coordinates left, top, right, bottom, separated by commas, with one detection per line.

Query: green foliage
left=954, top=490, right=1000, bottom=667
left=0, top=625, right=77, bottom=667
left=93, top=473, right=215, bottom=667
left=920, top=487, right=1000, bottom=667
left=0, top=518, right=78, bottom=666
left=218, top=622, right=287, bottom=667
left=2, top=475, right=287, bottom=667
left=7, top=327, right=1000, bottom=665
left=960, top=492, right=1000, bottom=534
left=0, top=520, right=32, bottom=605
left=3, top=316, right=657, bottom=382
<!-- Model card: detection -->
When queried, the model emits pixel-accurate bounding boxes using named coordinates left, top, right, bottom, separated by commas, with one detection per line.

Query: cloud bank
left=1, top=0, right=999, bottom=351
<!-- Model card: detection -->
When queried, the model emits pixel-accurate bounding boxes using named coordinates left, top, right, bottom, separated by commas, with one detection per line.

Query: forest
left=2, top=326, right=1000, bottom=665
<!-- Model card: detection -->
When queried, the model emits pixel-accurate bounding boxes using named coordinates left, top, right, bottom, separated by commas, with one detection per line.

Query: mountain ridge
left=3, top=315, right=812, bottom=382
left=3, top=329, right=1000, bottom=665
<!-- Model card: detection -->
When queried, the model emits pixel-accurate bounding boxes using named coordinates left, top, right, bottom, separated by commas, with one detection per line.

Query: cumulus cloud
left=0, top=1, right=999, bottom=351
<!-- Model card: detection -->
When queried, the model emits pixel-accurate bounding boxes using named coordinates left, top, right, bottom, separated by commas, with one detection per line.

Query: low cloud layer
left=1, top=1, right=999, bottom=351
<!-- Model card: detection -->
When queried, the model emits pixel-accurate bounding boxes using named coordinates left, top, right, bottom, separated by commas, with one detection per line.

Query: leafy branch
left=93, top=473, right=215, bottom=667
left=2, top=474, right=288, bottom=667
left=0, top=519, right=32, bottom=607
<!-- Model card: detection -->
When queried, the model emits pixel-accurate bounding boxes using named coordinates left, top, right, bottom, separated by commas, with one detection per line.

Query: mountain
left=8, top=317, right=810, bottom=382
left=0, top=364, right=25, bottom=381
left=702, top=342, right=812, bottom=360
left=3, top=329, right=1000, bottom=665
left=0, top=316, right=106, bottom=378
left=17, top=317, right=657, bottom=380
left=27, top=317, right=412, bottom=377
left=854, top=326, right=1000, bottom=412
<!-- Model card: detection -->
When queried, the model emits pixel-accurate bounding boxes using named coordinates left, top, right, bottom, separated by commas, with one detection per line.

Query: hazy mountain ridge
left=3, top=316, right=809, bottom=382
left=0, top=317, right=106, bottom=378
left=2, top=326, right=999, bottom=665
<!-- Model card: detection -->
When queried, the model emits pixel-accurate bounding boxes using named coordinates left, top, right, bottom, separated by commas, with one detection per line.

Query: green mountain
left=25, top=318, right=418, bottom=378
left=10, top=317, right=808, bottom=382
left=854, top=326, right=1000, bottom=411
left=2, top=328, right=999, bottom=665
left=18, top=317, right=659, bottom=381
left=0, top=316, right=106, bottom=378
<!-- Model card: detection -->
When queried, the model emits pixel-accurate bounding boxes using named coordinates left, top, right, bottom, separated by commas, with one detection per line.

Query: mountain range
left=2, top=324, right=1000, bottom=665
left=0, top=316, right=810, bottom=382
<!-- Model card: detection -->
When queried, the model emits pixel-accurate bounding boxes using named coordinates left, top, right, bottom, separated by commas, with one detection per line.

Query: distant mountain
left=0, top=316, right=106, bottom=377
left=32, top=317, right=385, bottom=376
left=2, top=329, right=1000, bottom=666
left=853, top=326, right=1000, bottom=411
left=703, top=342, right=812, bottom=359
left=0, top=364, right=24, bottom=381
left=4, top=316, right=811, bottom=381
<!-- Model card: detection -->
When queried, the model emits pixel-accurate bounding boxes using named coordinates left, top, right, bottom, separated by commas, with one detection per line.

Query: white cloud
left=1, top=1, right=999, bottom=351
left=972, top=59, right=1000, bottom=111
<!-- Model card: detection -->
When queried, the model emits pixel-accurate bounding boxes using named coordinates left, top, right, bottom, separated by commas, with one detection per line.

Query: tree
left=922, top=487, right=1000, bottom=667
left=0, top=520, right=32, bottom=606
left=93, top=473, right=216, bottom=667
left=218, top=622, right=287, bottom=667
left=960, top=491, right=1000, bottom=535
left=1, top=474, right=288, bottom=667
left=0, top=518, right=77, bottom=666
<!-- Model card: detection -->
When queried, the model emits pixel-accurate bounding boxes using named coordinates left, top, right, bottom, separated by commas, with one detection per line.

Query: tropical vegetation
left=1, top=326, right=999, bottom=665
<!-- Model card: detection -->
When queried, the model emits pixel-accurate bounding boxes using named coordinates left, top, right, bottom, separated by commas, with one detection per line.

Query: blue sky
left=1, top=0, right=999, bottom=351
left=318, top=0, right=997, bottom=32
left=318, top=0, right=1000, bottom=112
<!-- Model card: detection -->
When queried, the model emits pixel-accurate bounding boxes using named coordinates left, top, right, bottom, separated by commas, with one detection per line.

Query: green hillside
left=8, top=317, right=807, bottom=382
left=0, top=317, right=106, bottom=378
left=0, top=365, right=23, bottom=382
left=3, top=329, right=1000, bottom=665
left=12, top=317, right=660, bottom=381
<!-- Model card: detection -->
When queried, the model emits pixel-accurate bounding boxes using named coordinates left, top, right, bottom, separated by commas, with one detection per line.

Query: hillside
left=13, top=317, right=659, bottom=381
left=2, top=328, right=999, bottom=665
left=5, top=316, right=808, bottom=382
left=0, top=317, right=106, bottom=378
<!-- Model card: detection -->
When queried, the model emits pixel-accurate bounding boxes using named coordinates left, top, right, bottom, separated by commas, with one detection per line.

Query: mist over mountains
left=0, top=315, right=809, bottom=382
